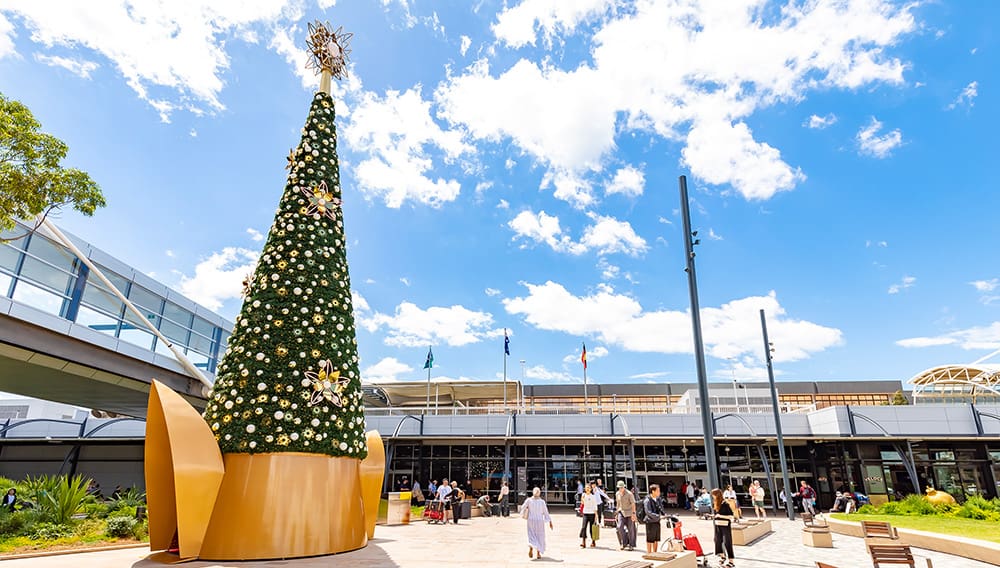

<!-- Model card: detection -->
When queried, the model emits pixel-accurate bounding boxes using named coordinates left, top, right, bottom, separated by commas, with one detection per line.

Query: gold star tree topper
left=306, top=21, right=352, bottom=94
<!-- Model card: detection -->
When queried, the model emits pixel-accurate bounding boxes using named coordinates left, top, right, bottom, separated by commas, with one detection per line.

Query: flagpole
left=582, top=342, right=589, bottom=411
left=503, top=328, right=508, bottom=412
left=425, top=346, right=431, bottom=414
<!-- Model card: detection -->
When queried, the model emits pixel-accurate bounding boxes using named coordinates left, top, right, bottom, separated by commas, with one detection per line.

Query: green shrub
left=0, top=509, right=45, bottom=537
left=30, top=522, right=73, bottom=541
left=130, top=519, right=148, bottom=540
left=899, top=494, right=941, bottom=515
left=878, top=501, right=903, bottom=515
left=109, top=487, right=145, bottom=509
left=952, top=495, right=1000, bottom=522
left=105, top=515, right=137, bottom=538
left=856, top=504, right=878, bottom=515
left=82, top=502, right=109, bottom=519
left=39, top=475, right=92, bottom=525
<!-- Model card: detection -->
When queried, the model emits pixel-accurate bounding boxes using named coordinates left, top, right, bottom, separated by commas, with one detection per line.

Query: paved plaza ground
left=1, top=509, right=992, bottom=567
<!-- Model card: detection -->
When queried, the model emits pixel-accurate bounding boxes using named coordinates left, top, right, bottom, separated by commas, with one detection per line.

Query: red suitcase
left=682, top=534, right=704, bottom=556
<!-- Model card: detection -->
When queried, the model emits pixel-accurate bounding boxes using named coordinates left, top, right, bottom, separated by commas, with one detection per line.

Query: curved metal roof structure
left=909, top=364, right=1000, bottom=403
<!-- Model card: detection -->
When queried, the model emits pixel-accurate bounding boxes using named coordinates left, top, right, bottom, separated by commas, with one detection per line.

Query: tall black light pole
left=679, top=175, right=719, bottom=489
left=761, top=308, right=795, bottom=520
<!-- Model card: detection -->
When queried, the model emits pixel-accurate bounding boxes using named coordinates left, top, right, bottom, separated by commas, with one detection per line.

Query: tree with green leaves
left=202, top=88, right=367, bottom=459
left=0, top=93, right=104, bottom=234
left=891, top=389, right=909, bottom=405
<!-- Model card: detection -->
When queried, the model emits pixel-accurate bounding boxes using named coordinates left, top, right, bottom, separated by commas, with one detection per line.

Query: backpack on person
left=636, top=497, right=648, bottom=522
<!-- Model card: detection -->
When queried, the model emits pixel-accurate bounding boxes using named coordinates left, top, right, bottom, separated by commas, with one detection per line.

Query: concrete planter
left=731, top=520, right=772, bottom=545
left=828, top=517, right=1000, bottom=566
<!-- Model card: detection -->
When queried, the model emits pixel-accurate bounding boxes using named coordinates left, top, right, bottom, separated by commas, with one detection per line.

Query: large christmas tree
left=202, top=23, right=366, bottom=459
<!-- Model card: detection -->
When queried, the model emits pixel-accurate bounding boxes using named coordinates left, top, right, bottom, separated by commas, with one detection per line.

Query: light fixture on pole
left=761, top=308, right=794, bottom=520
left=679, top=175, right=720, bottom=489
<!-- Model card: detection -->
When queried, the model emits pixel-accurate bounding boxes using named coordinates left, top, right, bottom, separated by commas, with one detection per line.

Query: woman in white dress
left=521, top=487, right=553, bottom=559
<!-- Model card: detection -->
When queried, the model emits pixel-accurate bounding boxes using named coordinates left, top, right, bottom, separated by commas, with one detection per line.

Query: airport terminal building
left=1, top=222, right=999, bottom=509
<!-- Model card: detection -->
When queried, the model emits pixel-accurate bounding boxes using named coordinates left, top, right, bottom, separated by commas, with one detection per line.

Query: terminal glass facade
left=1, top=226, right=230, bottom=373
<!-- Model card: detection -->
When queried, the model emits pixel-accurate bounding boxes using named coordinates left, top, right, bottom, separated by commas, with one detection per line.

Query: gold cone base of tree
left=145, top=381, right=385, bottom=562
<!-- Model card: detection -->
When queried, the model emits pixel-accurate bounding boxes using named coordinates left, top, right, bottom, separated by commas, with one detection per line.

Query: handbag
left=713, top=514, right=733, bottom=527
left=591, top=522, right=600, bottom=541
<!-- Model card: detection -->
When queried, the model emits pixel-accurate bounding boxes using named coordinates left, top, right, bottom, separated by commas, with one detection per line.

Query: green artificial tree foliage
left=0, top=93, right=104, bottom=234
left=203, top=91, right=367, bottom=459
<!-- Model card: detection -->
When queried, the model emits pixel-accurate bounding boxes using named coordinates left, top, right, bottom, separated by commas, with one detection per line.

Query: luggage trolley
left=660, top=515, right=712, bottom=567
left=423, top=499, right=446, bottom=524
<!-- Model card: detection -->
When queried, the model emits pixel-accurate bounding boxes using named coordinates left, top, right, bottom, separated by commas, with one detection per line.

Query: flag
left=504, top=328, right=510, bottom=356
left=581, top=342, right=587, bottom=370
left=423, top=347, right=434, bottom=369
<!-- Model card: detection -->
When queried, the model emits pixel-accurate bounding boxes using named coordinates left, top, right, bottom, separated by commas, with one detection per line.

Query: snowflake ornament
left=300, top=181, right=341, bottom=220
left=305, top=359, right=348, bottom=408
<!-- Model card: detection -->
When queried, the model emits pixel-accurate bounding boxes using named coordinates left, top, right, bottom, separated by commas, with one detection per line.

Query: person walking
left=642, top=484, right=663, bottom=553
left=711, top=488, right=736, bottom=567
left=751, top=480, right=766, bottom=519
left=579, top=483, right=599, bottom=548
left=686, top=480, right=696, bottom=510
left=797, top=480, right=817, bottom=515
left=614, top=480, right=637, bottom=551
left=412, top=479, right=424, bottom=506
left=437, top=478, right=452, bottom=523
left=499, top=480, right=510, bottom=517
left=593, top=479, right=609, bottom=519
left=449, top=481, right=464, bottom=524
left=723, top=483, right=741, bottom=520
left=522, top=487, right=553, bottom=559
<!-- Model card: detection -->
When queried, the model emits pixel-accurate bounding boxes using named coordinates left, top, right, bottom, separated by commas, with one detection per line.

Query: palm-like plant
left=110, top=487, right=146, bottom=509
left=34, top=475, right=92, bottom=525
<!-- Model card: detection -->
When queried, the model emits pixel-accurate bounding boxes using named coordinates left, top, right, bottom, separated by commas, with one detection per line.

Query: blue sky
left=1, top=0, right=998, bottom=388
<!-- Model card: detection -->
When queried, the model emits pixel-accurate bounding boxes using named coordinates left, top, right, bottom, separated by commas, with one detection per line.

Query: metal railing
left=364, top=401, right=818, bottom=417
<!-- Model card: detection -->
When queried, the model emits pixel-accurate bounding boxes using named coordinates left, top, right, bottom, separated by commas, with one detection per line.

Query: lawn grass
left=830, top=513, right=1000, bottom=544
left=0, top=535, right=143, bottom=555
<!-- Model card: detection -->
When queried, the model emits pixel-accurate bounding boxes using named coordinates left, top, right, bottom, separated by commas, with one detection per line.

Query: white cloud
left=362, top=357, right=414, bottom=383
left=540, top=169, right=596, bottom=208
left=579, top=215, right=648, bottom=256
left=707, top=228, right=723, bottom=241
left=887, top=275, right=915, bottom=295
left=165, top=249, right=175, bottom=258
left=399, top=277, right=411, bottom=287
left=971, top=279, right=998, bottom=293
left=485, top=287, right=501, bottom=297
left=895, top=336, right=956, bottom=348
left=523, top=364, right=580, bottom=383
left=497, top=199, right=510, bottom=209
left=492, top=0, right=617, bottom=48
left=629, top=371, right=669, bottom=380
left=562, top=345, right=607, bottom=364
left=188, top=128, right=198, bottom=137
left=805, top=113, right=838, bottom=129
left=508, top=210, right=646, bottom=256
left=508, top=210, right=586, bottom=255
left=345, top=87, right=471, bottom=208
left=33, top=53, right=99, bottom=78
left=504, top=282, right=842, bottom=363
left=657, top=216, right=673, bottom=225
left=246, top=227, right=264, bottom=242
left=177, top=247, right=258, bottom=311
left=0, top=13, right=15, bottom=59
left=440, top=0, right=916, bottom=202
left=459, top=34, right=471, bottom=56
left=606, top=164, right=644, bottom=197
left=857, top=117, right=903, bottom=158
left=597, top=258, right=620, bottom=280
left=897, top=322, right=1000, bottom=351
left=947, top=81, right=978, bottom=110
left=363, top=301, right=500, bottom=347
left=2, top=1, right=299, bottom=119
left=683, top=118, right=805, bottom=200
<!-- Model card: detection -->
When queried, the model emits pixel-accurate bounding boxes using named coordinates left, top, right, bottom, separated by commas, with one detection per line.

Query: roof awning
left=362, top=381, right=521, bottom=407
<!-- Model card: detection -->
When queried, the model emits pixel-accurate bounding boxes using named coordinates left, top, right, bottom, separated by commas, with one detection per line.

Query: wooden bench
left=801, top=512, right=832, bottom=547
left=862, top=520, right=899, bottom=540
left=815, top=563, right=838, bottom=568
left=608, top=561, right=654, bottom=568
left=732, top=519, right=772, bottom=545
left=869, top=544, right=933, bottom=568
